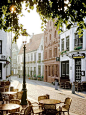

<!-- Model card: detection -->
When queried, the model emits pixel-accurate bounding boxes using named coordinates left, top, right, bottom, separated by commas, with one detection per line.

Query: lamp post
left=21, top=29, right=28, bottom=105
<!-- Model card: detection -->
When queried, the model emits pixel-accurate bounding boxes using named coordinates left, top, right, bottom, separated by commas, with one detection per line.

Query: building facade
left=17, top=33, right=44, bottom=78
left=60, top=26, right=86, bottom=83
left=12, top=43, right=19, bottom=75
left=0, top=30, right=11, bottom=80
left=44, top=20, right=60, bottom=83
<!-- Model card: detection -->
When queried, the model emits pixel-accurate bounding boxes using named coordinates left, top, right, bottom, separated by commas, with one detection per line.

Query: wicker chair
left=57, top=97, right=72, bottom=115
left=27, top=99, right=44, bottom=115
left=38, top=94, right=50, bottom=102
left=65, top=81, right=71, bottom=89
left=16, top=91, right=23, bottom=100
left=43, top=104, right=57, bottom=115
left=9, top=99, right=21, bottom=105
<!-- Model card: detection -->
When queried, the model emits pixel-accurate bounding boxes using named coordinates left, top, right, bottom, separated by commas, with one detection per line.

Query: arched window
left=49, top=49, right=52, bottom=58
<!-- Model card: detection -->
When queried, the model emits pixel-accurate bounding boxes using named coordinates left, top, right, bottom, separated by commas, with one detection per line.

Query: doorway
left=75, top=59, right=81, bottom=82
left=0, top=63, right=2, bottom=79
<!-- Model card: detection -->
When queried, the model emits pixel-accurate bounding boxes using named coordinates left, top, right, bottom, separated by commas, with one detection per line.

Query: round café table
left=1, top=92, right=17, bottom=103
left=0, top=103, right=20, bottom=114
left=39, top=99, right=61, bottom=104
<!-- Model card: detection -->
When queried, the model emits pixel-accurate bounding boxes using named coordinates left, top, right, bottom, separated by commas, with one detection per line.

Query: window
left=49, top=66, right=50, bottom=76
left=74, top=33, right=83, bottom=47
left=38, top=53, right=41, bottom=61
left=34, top=67, right=36, bottom=74
left=49, top=49, right=52, bottom=58
left=54, top=47, right=57, bottom=57
left=31, top=53, right=33, bottom=61
left=34, top=53, right=36, bottom=61
left=66, top=36, right=69, bottom=51
left=61, top=61, right=69, bottom=79
left=45, top=51, right=47, bottom=59
left=38, top=65, right=41, bottom=75
left=0, top=41, right=2, bottom=54
left=50, top=34, right=51, bottom=40
left=54, top=30, right=56, bottom=38
left=52, top=65, right=54, bottom=76
left=56, top=65, right=58, bottom=76
left=61, top=39, right=64, bottom=51
left=46, top=37, right=47, bottom=43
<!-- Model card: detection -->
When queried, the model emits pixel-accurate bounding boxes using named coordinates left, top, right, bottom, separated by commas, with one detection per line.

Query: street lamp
left=21, top=29, right=28, bottom=105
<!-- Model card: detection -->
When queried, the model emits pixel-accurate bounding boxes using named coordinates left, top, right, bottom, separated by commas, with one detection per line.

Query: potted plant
left=37, top=75, right=41, bottom=80
left=28, top=74, right=30, bottom=79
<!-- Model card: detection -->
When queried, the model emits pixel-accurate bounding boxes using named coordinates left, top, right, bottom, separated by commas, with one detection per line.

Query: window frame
left=0, top=40, right=2, bottom=54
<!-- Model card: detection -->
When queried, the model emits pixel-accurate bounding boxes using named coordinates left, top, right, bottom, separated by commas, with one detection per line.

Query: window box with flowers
left=33, top=61, right=36, bottom=63
left=37, top=60, right=41, bottom=63
left=74, top=46, right=82, bottom=50
left=60, top=50, right=67, bottom=55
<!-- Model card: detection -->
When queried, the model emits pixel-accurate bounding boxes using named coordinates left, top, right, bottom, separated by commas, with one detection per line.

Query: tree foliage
left=0, top=0, right=86, bottom=41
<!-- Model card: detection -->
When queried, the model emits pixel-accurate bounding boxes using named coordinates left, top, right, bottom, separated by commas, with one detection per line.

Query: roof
left=18, top=33, right=44, bottom=54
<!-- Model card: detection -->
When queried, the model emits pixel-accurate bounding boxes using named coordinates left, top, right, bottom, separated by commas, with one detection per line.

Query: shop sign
left=56, top=57, right=60, bottom=61
left=72, top=53, right=85, bottom=59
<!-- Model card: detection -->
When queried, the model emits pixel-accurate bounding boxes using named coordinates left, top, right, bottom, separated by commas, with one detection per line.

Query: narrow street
left=10, top=76, right=86, bottom=115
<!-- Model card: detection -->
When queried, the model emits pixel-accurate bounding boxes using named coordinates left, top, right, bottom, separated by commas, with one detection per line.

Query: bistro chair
left=38, top=94, right=50, bottom=102
left=65, top=81, right=71, bottom=89
left=27, top=99, right=44, bottom=115
left=0, top=87, right=4, bottom=92
left=57, top=97, right=72, bottom=115
left=9, top=99, right=21, bottom=105
left=16, top=91, right=23, bottom=100
left=43, top=104, right=57, bottom=115
left=10, top=86, right=14, bottom=92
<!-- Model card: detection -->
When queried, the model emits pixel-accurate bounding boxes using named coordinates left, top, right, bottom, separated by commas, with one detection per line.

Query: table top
left=39, top=99, right=61, bottom=104
left=0, top=104, right=20, bottom=111
left=1, top=92, right=17, bottom=95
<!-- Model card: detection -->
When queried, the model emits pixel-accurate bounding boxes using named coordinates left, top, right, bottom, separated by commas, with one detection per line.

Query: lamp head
left=22, top=29, right=29, bottom=45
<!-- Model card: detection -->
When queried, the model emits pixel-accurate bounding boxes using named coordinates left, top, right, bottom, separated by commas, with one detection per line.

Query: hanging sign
left=56, top=57, right=60, bottom=61
left=72, top=53, right=85, bottom=59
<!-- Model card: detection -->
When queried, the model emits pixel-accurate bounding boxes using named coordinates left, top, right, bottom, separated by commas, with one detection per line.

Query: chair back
left=64, top=97, right=72, bottom=110
left=24, top=105, right=32, bottom=115
left=0, top=87, right=4, bottom=92
left=10, top=86, right=14, bottom=91
left=17, top=91, right=23, bottom=100
left=38, top=94, right=49, bottom=101
left=10, top=99, right=20, bottom=105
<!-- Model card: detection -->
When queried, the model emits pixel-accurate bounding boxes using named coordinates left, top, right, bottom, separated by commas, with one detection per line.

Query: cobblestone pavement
left=10, top=76, right=86, bottom=115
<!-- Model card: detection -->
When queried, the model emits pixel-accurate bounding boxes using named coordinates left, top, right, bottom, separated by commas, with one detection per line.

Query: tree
left=0, top=0, right=86, bottom=41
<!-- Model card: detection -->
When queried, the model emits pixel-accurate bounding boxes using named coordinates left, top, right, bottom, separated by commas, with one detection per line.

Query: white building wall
left=0, top=30, right=11, bottom=80
left=60, top=26, right=86, bottom=83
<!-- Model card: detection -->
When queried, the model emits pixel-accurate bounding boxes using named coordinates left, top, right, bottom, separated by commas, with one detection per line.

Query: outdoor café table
left=39, top=99, right=61, bottom=105
left=0, top=103, right=20, bottom=114
left=1, top=92, right=17, bottom=103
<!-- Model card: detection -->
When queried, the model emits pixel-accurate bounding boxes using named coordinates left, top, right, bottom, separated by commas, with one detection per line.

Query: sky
left=17, top=3, right=43, bottom=49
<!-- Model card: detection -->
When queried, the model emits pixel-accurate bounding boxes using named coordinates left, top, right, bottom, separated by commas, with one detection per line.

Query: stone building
left=17, top=33, right=44, bottom=78
left=44, top=20, right=60, bottom=83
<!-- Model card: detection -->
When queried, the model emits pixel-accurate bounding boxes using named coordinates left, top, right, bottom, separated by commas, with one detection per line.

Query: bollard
left=72, top=83, right=75, bottom=94
left=55, top=79, right=58, bottom=90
